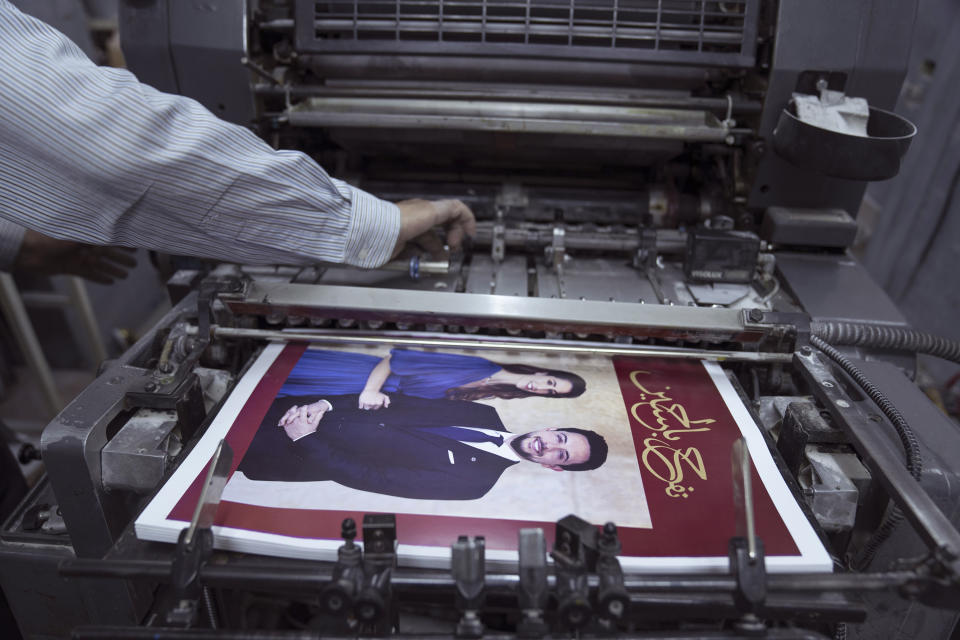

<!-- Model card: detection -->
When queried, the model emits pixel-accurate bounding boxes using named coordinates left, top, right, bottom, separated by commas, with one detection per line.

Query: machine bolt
left=158, top=362, right=175, bottom=374
left=748, top=309, right=764, bottom=323
left=821, top=380, right=834, bottom=388
left=835, top=399, right=851, bottom=408
left=144, top=382, right=157, bottom=392
left=800, top=346, right=812, bottom=356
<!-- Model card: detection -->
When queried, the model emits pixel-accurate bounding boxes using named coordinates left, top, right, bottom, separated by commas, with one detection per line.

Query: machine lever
left=516, top=528, right=549, bottom=638
left=166, top=439, right=233, bottom=628
left=729, top=438, right=767, bottom=633
left=452, top=535, right=486, bottom=638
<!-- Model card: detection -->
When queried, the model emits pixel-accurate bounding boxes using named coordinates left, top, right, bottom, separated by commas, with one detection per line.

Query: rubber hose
left=810, top=321, right=960, bottom=365
left=852, top=504, right=905, bottom=571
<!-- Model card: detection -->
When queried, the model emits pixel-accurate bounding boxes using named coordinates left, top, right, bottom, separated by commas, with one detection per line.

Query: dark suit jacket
left=237, top=394, right=517, bottom=500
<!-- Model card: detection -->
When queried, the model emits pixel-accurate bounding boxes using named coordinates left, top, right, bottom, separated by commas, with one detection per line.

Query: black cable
left=834, top=621, right=847, bottom=640
left=809, top=335, right=923, bottom=481
left=811, top=321, right=960, bottom=365
left=809, top=335, right=923, bottom=570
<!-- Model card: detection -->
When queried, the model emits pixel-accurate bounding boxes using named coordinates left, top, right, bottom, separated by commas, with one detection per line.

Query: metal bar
left=0, top=273, right=62, bottom=413
left=60, top=557, right=914, bottom=594
left=66, top=277, right=109, bottom=366
left=73, top=627, right=832, bottom=640
left=697, top=0, right=706, bottom=51
left=196, top=326, right=792, bottom=364
left=524, top=0, right=530, bottom=44
left=288, top=97, right=721, bottom=125
left=310, top=18, right=744, bottom=42
left=291, top=32, right=754, bottom=67
left=655, top=0, right=662, bottom=49
left=287, top=109, right=733, bottom=141
left=220, top=282, right=756, bottom=340
left=254, top=84, right=763, bottom=114
left=611, top=0, right=619, bottom=47
left=470, top=224, right=688, bottom=253
left=731, top=438, right=757, bottom=561
left=19, top=291, right=71, bottom=307
left=185, top=440, right=234, bottom=546
left=794, top=350, right=960, bottom=575
left=481, top=0, right=486, bottom=43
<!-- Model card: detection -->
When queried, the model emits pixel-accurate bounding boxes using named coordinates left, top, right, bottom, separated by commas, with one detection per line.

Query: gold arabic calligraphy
left=629, top=370, right=714, bottom=499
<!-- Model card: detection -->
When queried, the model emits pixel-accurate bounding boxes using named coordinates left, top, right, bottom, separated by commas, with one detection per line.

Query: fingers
left=100, top=247, right=138, bottom=269
left=91, top=258, right=131, bottom=281
left=382, top=395, right=390, bottom=408
left=394, top=199, right=476, bottom=258
left=67, top=246, right=138, bottom=284
left=280, top=406, right=300, bottom=427
left=410, top=230, right=446, bottom=258
left=433, top=199, right=477, bottom=250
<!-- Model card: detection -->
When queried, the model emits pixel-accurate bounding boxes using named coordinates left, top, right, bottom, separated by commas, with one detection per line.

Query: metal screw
left=144, top=382, right=157, bottom=392
left=822, top=380, right=834, bottom=388
left=609, top=600, right=625, bottom=617
left=800, top=346, right=812, bottom=356
left=748, top=309, right=764, bottom=323
left=835, top=399, right=851, bottom=408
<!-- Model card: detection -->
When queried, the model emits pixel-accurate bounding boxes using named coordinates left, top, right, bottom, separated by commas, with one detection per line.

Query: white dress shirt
left=0, top=0, right=400, bottom=269
left=450, top=427, right=521, bottom=463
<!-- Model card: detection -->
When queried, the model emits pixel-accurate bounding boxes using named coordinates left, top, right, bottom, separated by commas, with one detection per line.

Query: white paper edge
left=137, top=345, right=833, bottom=574
left=701, top=360, right=833, bottom=573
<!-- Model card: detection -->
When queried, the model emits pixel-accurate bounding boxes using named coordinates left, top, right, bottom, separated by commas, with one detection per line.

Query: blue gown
left=277, top=348, right=502, bottom=398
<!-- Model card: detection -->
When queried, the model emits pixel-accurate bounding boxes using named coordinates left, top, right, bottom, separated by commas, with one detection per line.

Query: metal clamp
left=452, top=536, right=486, bottom=638
left=517, top=529, right=549, bottom=638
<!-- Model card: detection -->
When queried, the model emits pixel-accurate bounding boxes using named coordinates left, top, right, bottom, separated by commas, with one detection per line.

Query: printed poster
left=136, top=341, right=831, bottom=572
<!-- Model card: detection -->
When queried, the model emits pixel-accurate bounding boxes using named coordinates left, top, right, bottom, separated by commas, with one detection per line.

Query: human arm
left=0, top=2, right=473, bottom=267
left=358, top=355, right=393, bottom=410
left=0, top=219, right=136, bottom=284
left=386, top=349, right=501, bottom=398
left=11, top=228, right=137, bottom=284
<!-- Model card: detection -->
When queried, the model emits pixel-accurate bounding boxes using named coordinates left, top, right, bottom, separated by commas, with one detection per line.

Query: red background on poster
left=169, top=345, right=799, bottom=557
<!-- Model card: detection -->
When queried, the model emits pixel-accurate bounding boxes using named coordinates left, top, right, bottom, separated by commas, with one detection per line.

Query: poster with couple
left=136, top=340, right=831, bottom=572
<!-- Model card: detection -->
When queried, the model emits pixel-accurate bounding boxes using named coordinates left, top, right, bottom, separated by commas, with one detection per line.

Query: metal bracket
left=794, top=349, right=960, bottom=580
left=453, top=536, right=486, bottom=638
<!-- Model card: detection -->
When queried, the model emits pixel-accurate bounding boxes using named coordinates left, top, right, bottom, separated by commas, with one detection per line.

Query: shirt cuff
left=0, top=220, right=27, bottom=271
left=340, top=186, right=401, bottom=268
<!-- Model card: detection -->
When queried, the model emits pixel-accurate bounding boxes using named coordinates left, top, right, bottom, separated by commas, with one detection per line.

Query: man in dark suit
left=237, top=393, right=608, bottom=500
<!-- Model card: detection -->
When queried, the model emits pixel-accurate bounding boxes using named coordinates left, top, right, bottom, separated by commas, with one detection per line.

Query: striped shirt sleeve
left=0, top=0, right=400, bottom=268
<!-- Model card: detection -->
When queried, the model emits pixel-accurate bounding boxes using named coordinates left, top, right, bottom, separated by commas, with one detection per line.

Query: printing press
left=3, top=0, right=960, bottom=638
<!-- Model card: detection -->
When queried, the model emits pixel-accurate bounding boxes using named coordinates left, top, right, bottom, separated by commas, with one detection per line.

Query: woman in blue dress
left=277, top=348, right=586, bottom=410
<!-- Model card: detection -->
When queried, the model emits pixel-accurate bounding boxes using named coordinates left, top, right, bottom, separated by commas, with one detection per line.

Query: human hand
left=358, top=390, right=391, bottom=410
left=278, top=400, right=330, bottom=440
left=15, top=229, right=137, bottom=284
left=392, top=199, right=476, bottom=259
